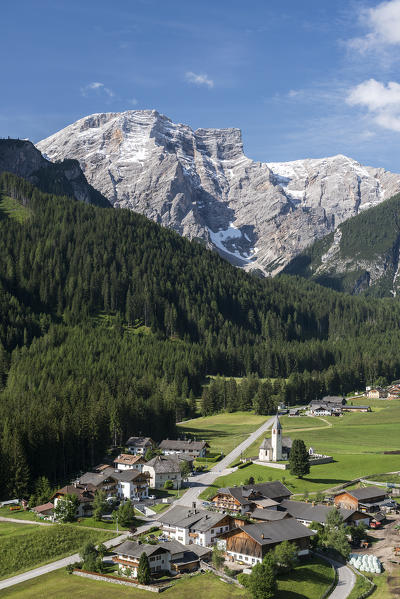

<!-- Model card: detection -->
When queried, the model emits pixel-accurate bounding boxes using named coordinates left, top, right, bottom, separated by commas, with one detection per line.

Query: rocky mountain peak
left=37, top=110, right=400, bottom=274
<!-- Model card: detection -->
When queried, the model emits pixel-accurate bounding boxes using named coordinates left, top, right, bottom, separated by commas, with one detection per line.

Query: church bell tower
left=272, top=414, right=282, bottom=461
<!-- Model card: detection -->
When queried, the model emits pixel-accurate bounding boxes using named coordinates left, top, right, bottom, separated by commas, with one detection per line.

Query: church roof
left=260, top=437, right=292, bottom=450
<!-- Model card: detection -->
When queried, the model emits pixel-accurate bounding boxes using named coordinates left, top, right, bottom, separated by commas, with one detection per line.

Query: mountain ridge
left=37, top=110, right=400, bottom=274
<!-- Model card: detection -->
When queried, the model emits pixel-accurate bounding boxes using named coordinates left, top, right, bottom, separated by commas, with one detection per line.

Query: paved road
left=172, top=415, right=275, bottom=508
left=320, top=556, right=356, bottom=599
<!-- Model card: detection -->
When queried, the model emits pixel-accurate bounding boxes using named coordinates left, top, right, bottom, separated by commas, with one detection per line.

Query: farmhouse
left=126, top=436, right=155, bottom=455
left=78, top=467, right=150, bottom=501
left=113, top=541, right=171, bottom=576
left=158, top=505, right=236, bottom=546
left=367, top=387, right=388, bottom=399
left=32, top=502, right=54, bottom=518
left=113, top=454, right=145, bottom=471
left=334, top=486, right=390, bottom=512
left=52, top=483, right=96, bottom=517
left=211, top=481, right=292, bottom=514
left=220, top=519, right=315, bottom=566
left=258, top=415, right=292, bottom=462
left=279, top=500, right=370, bottom=527
left=142, top=454, right=182, bottom=490
left=159, top=540, right=211, bottom=573
left=159, top=439, right=209, bottom=458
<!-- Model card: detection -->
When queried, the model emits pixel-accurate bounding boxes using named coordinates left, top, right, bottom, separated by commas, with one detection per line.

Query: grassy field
left=0, top=557, right=335, bottom=598
left=0, top=570, right=247, bottom=598
left=176, top=411, right=269, bottom=455
left=0, top=507, right=43, bottom=522
left=196, top=399, right=400, bottom=499
left=72, top=517, right=134, bottom=531
left=0, top=195, right=31, bottom=222
left=276, top=556, right=334, bottom=599
left=0, top=522, right=114, bottom=580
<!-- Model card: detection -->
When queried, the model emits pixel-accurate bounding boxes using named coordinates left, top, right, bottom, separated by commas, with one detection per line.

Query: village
left=1, top=393, right=400, bottom=599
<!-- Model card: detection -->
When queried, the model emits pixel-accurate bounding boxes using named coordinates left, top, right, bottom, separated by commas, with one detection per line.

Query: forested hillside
left=2, top=172, right=400, bottom=498
left=283, top=192, right=400, bottom=296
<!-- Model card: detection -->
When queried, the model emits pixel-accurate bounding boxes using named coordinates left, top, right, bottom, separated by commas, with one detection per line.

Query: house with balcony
left=126, top=436, right=155, bottom=455
left=158, top=505, right=236, bottom=547
left=52, top=483, right=96, bottom=518
left=113, top=541, right=171, bottom=577
left=78, top=467, right=149, bottom=501
left=220, top=519, right=315, bottom=566
left=210, top=481, right=292, bottom=515
left=113, top=454, right=145, bottom=471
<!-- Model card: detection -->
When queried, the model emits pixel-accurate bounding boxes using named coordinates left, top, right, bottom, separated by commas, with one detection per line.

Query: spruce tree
left=137, top=552, right=151, bottom=584
left=289, top=439, right=310, bottom=478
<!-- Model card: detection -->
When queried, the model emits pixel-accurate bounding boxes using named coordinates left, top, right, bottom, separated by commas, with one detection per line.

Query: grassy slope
left=0, top=559, right=334, bottom=599
left=176, top=411, right=269, bottom=455
left=0, top=522, right=114, bottom=580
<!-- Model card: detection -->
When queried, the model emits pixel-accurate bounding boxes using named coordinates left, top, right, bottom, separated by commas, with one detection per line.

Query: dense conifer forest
left=1, top=171, right=400, bottom=498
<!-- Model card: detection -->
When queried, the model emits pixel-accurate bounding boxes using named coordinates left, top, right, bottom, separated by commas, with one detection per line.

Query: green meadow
left=177, top=411, right=269, bottom=455
left=0, top=522, right=114, bottom=580
left=0, top=195, right=31, bottom=223
left=194, top=398, right=400, bottom=499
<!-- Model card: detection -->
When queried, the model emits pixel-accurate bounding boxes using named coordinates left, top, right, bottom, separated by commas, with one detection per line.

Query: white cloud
left=347, top=78, right=400, bottom=132
left=185, top=71, right=214, bottom=88
left=349, top=0, right=400, bottom=52
left=81, top=81, right=115, bottom=98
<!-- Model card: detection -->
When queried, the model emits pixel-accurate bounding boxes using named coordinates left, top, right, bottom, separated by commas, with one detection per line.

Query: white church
left=258, top=414, right=292, bottom=462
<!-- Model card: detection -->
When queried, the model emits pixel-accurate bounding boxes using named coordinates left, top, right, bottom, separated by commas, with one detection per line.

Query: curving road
left=320, top=555, right=356, bottom=599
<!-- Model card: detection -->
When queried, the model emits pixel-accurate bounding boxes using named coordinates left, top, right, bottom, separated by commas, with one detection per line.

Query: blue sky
left=4, top=0, right=400, bottom=170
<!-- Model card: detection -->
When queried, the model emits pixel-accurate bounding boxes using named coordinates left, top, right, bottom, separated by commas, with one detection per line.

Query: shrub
left=164, top=480, right=173, bottom=489
left=238, top=461, right=252, bottom=469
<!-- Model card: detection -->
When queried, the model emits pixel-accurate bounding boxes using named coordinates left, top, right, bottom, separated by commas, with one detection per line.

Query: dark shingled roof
left=239, top=519, right=315, bottom=545
left=114, top=541, right=169, bottom=559
left=215, top=481, right=292, bottom=505
left=159, top=440, right=209, bottom=452
left=126, top=436, right=153, bottom=447
left=250, top=508, right=289, bottom=521
left=280, top=500, right=361, bottom=524
left=345, top=486, right=387, bottom=501
left=144, top=455, right=181, bottom=474
left=259, top=437, right=293, bottom=450
left=158, top=506, right=228, bottom=531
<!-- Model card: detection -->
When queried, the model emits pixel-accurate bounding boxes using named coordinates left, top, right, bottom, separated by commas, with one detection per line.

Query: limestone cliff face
left=0, top=139, right=110, bottom=207
left=37, top=110, right=400, bottom=274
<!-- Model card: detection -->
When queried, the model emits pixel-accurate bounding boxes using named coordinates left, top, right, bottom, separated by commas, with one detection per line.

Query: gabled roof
left=250, top=508, right=289, bottom=521
left=33, top=502, right=54, bottom=513
left=126, top=436, right=154, bottom=447
left=114, top=454, right=144, bottom=466
left=214, top=481, right=292, bottom=505
left=114, top=541, right=169, bottom=559
left=158, top=505, right=227, bottom=531
left=342, top=486, right=387, bottom=501
left=144, top=455, right=181, bottom=474
left=280, top=500, right=360, bottom=524
left=52, top=484, right=96, bottom=502
left=238, top=519, right=315, bottom=545
left=159, top=439, right=209, bottom=451
left=260, top=437, right=292, bottom=450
